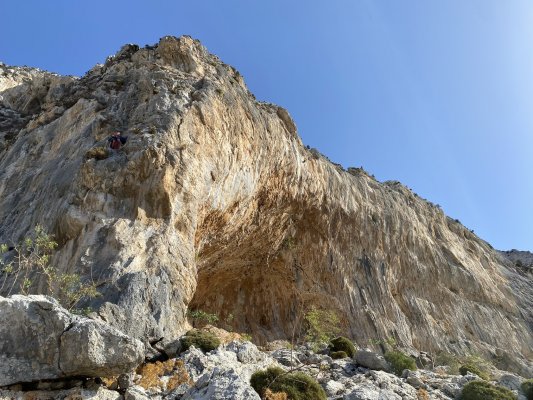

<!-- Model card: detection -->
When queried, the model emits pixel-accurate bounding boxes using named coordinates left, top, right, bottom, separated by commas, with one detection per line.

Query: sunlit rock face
left=0, top=36, right=531, bottom=374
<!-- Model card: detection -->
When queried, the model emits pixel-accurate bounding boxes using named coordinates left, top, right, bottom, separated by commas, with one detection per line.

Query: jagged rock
left=0, top=35, right=532, bottom=375
left=60, top=318, right=145, bottom=376
left=0, top=295, right=144, bottom=386
left=416, top=351, right=433, bottom=368
left=324, top=379, right=345, bottom=396
left=182, top=341, right=277, bottom=383
left=182, top=367, right=260, bottom=400
left=124, top=386, right=151, bottom=400
left=355, top=349, right=390, bottom=371
left=404, top=370, right=425, bottom=389
left=270, top=348, right=305, bottom=367
left=343, top=383, right=400, bottom=400
left=225, top=341, right=270, bottom=364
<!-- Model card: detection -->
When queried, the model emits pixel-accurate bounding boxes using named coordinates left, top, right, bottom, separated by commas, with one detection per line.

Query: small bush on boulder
left=329, top=336, right=356, bottom=358
left=459, top=362, right=490, bottom=380
left=251, top=366, right=326, bottom=400
left=384, top=350, right=417, bottom=376
left=180, top=329, right=220, bottom=353
left=330, top=351, right=348, bottom=359
left=522, top=379, right=533, bottom=400
left=461, top=380, right=516, bottom=400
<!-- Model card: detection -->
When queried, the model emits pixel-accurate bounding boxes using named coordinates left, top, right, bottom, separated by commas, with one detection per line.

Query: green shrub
left=434, top=351, right=461, bottom=374
left=250, top=366, right=326, bottom=400
left=304, top=308, right=340, bottom=345
left=180, top=329, right=220, bottom=353
left=522, top=379, right=533, bottom=400
left=461, top=380, right=516, bottom=400
left=330, top=351, right=348, bottom=359
left=384, top=350, right=417, bottom=376
left=459, top=363, right=490, bottom=380
left=329, top=336, right=356, bottom=358
left=187, top=309, right=219, bottom=328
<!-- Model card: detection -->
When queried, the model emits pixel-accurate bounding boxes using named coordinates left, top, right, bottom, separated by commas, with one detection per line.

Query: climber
left=107, top=131, right=127, bottom=150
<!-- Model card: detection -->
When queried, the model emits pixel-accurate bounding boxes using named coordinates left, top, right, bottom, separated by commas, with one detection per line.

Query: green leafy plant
left=180, top=329, right=221, bottom=353
left=384, top=350, right=417, bottom=376
left=304, top=307, right=340, bottom=346
left=187, top=309, right=219, bottom=328
left=0, top=225, right=98, bottom=311
left=460, top=380, right=516, bottom=400
left=250, top=366, right=326, bottom=400
left=329, top=336, right=356, bottom=358
left=521, top=379, right=533, bottom=400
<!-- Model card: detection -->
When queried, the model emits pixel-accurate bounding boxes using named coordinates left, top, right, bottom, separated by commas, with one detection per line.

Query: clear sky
left=2, top=1, right=532, bottom=251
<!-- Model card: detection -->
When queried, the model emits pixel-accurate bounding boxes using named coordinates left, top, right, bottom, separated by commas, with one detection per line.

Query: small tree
left=304, top=307, right=341, bottom=346
left=0, top=225, right=98, bottom=311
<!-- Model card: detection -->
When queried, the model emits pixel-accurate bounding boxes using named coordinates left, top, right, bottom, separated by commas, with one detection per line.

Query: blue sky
left=2, top=1, right=532, bottom=251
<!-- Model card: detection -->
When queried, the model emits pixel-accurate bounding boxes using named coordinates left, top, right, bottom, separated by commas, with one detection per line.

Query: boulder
left=0, top=295, right=144, bottom=386
left=182, top=367, right=260, bottom=400
left=355, top=349, right=391, bottom=371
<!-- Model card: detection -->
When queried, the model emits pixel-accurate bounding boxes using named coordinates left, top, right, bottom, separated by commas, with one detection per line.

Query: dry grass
left=264, top=388, right=289, bottom=400
left=417, top=388, right=430, bottom=400
left=136, top=359, right=192, bottom=390
left=167, top=360, right=193, bottom=391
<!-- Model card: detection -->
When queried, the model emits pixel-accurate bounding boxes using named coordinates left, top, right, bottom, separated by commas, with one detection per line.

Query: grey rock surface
left=60, top=317, right=145, bottom=376
left=0, top=295, right=144, bottom=386
left=182, top=367, right=260, bottom=400
left=355, top=349, right=390, bottom=371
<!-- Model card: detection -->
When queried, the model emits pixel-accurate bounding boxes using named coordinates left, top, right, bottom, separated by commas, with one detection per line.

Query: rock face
left=0, top=295, right=144, bottom=386
left=0, top=36, right=532, bottom=373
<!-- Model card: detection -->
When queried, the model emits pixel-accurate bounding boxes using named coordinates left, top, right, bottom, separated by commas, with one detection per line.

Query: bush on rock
left=180, top=329, right=221, bottom=353
left=459, top=361, right=490, bottom=380
left=461, top=380, right=516, bottom=400
left=329, top=336, right=356, bottom=358
left=384, top=350, right=417, bottom=376
left=251, top=366, right=326, bottom=400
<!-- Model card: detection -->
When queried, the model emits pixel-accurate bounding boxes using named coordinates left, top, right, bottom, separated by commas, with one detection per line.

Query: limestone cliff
left=0, top=37, right=531, bottom=374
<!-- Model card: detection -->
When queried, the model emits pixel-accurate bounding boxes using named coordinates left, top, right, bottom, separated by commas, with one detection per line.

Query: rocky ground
left=0, top=338, right=529, bottom=400
left=0, top=296, right=529, bottom=400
